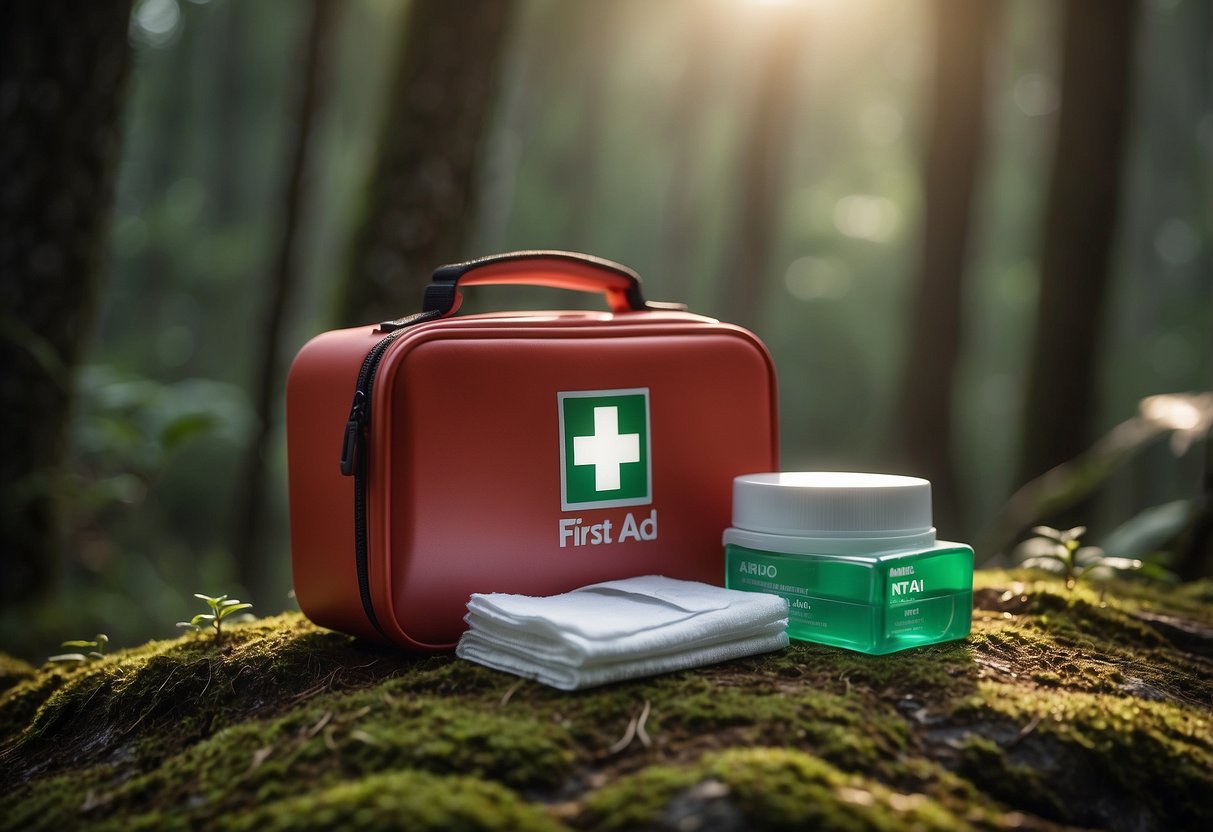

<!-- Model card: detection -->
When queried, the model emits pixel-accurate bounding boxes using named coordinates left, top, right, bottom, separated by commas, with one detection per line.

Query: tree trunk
left=559, top=4, right=617, bottom=251
left=1176, top=0, right=1213, bottom=581
left=658, top=10, right=723, bottom=305
left=139, top=3, right=196, bottom=381
left=0, top=0, right=134, bottom=608
left=718, top=6, right=809, bottom=332
left=229, top=0, right=338, bottom=603
left=1016, top=0, right=1139, bottom=488
left=212, top=0, right=248, bottom=225
left=336, top=0, right=516, bottom=327
left=889, top=0, right=1000, bottom=535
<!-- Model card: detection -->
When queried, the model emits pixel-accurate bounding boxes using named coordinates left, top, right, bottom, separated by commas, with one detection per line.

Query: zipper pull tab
left=339, top=390, right=366, bottom=476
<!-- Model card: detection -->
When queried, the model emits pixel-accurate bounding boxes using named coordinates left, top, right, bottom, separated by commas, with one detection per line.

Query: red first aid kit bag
left=287, top=251, right=778, bottom=651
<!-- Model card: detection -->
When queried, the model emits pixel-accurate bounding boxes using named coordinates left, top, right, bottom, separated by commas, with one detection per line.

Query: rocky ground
left=1, top=570, right=1211, bottom=831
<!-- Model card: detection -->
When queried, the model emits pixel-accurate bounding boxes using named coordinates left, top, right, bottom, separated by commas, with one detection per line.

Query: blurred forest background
left=0, top=0, right=1209, bottom=660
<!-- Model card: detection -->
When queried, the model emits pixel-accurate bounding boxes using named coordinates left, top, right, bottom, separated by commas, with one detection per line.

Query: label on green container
left=725, top=543, right=973, bottom=654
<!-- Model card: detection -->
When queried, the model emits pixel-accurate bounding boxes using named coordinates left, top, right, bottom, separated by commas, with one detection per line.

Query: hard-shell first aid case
left=287, top=251, right=779, bottom=651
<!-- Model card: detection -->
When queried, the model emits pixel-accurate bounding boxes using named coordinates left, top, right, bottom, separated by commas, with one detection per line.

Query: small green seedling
left=1020, top=525, right=1142, bottom=589
left=177, top=593, right=253, bottom=645
left=48, top=634, right=109, bottom=664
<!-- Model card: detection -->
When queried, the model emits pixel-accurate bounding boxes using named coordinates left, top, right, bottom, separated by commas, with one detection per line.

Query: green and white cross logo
left=558, top=388, right=651, bottom=510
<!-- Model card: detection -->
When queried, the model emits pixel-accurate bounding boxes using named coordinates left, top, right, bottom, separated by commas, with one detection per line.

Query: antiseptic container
left=723, top=472, right=973, bottom=654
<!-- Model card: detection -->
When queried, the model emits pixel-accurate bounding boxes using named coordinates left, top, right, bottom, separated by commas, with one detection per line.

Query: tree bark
left=718, top=6, right=809, bottom=332
left=229, top=0, right=338, bottom=603
left=0, top=0, right=134, bottom=607
left=890, top=0, right=1000, bottom=535
left=658, top=9, right=723, bottom=304
left=558, top=4, right=617, bottom=251
left=1016, top=0, right=1139, bottom=487
left=212, top=0, right=249, bottom=225
left=336, top=0, right=516, bottom=327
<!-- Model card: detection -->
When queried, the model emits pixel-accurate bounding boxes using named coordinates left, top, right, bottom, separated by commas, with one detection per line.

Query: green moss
left=1029, top=589, right=1169, bottom=649
left=954, top=735, right=1067, bottom=820
left=716, top=748, right=978, bottom=831
left=0, top=615, right=422, bottom=779
left=0, top=653, right=34, bottom=694
left=1167, top=578, right=1213, bottom=611
left=970, top=573, right=1213, bottom=706
left=0, top=665, right=66, bottom=739
left=2, top=685, right=578, bottom=830
left=580, top=747, right=994, bottom=831
left=976, top=570, right=1213, bottom=628
left=8, top=769, right=566, bottom=832
left=3, top=572, right=1212, bottom=830
left=647, top=675, right=911, bottom=776
left=1, top=764, right=111, bottom=831
left=950, top=681, right=1213, bottom=828
left=575, top=762, right=700, bottom=829
left=780, top=641, right=978, bottom=700
left=223, top=770, right=567, bottom=832
left=332, top=689, right=577, bottom=788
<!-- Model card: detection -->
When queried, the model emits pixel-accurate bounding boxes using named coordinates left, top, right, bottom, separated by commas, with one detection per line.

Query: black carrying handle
left=378, top=250, right=684, bottom=332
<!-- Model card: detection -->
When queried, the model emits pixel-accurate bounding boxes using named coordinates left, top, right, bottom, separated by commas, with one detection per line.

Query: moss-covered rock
left=0, top=654, right=34, bottom=695
left=1, top=571, right=1210, bottom=831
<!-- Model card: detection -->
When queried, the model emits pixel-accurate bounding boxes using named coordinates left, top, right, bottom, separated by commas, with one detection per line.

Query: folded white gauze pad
left=456, top=575, right=789, bottom=690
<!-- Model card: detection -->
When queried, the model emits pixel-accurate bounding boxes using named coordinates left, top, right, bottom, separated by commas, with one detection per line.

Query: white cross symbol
left=573, top=406, right=640, bottom=491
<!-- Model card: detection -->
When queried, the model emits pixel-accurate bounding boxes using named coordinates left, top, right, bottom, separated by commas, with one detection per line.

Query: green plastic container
left=724, top=472, right=973, bottom=654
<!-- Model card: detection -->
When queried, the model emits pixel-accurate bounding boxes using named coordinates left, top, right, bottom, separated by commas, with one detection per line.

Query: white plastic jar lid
left=727, top=472, right=935, bottom=555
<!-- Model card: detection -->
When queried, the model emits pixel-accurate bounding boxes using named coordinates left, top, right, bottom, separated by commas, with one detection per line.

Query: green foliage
left=979, top=394, right=1213, bottom=560
left=1101, top=500, right=1195, bottom=572
left=71, top=364, right=249, bottom=490
left=46, top=634, right=109, bottom=664
left=0, top=364, right=257, bottom=663
left=176, top=594, right=253, bottom=645
left=1018, top=525, right=1145, bottom=588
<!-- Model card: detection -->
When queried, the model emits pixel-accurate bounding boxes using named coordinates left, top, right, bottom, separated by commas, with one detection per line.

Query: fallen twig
left=636, top=700, right=652, bottom=748
left=608, top=700, right=653, bottom=754
left=608, top=715, right=638, bottom=755
left=499, top=681, right=523, bottom=707
left=304, top=710, right=332, bottom=739
left=1007, top=714, right=1043, bottom=748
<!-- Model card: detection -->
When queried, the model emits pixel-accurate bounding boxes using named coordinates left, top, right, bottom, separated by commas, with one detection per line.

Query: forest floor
left=1, top=570, right=1211, bottom=831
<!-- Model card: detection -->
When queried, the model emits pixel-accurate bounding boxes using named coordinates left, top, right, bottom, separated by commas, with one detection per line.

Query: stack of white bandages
left=456, top=575, right=789, bottom=690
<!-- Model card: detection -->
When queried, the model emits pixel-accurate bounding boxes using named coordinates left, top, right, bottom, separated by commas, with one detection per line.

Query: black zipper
left=338, top=310, right=439, bottom=638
